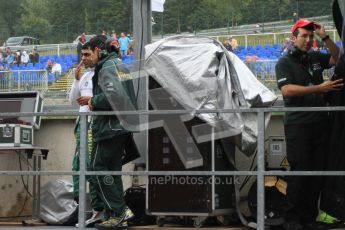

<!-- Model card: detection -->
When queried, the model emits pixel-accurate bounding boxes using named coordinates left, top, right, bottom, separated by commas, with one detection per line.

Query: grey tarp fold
left=40, top=180, right=78, bottom=225
left=145, top=35, right=277, bottom=157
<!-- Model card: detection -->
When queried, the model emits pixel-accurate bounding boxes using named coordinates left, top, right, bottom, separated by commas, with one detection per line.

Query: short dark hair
left=88, top=35, right=107, bottom=51
left=81, top=41, right=91, bottom=49
left=293, top=24, right=314, bottom=37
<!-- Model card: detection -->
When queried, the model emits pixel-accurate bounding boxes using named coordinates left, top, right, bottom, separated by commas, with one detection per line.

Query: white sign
left=152, top=0, right=165, bottom=12
left=270, top=143, right=282, bottom=155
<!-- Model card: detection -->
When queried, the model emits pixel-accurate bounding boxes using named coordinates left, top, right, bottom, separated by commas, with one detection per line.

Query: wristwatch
left=321, top=35, right=330, bottom=42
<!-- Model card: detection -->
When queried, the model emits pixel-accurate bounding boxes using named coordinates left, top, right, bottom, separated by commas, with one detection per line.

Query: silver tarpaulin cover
left=145, top=35, right=277, bottom=156
left=40, top=180, right=78, bottom=224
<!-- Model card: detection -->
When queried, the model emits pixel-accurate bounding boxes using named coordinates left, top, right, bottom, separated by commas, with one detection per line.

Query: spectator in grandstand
left=15, top=51, right=22, bottom=65
left=223, top=38, right=233, bottom=52
left=282, top=37, right=291, bottom=55
left=29, top=47, right=39, bottom=65
left=118, top=32, right=130, bottom=58
left=127, top=43, right=134, bottom=57
left=81, top=33, right=86, bottom=43
left=69, top=42, right=106, bottom=227
left=46, top=60, right=53, bottom=72
left=51, top=60, right=62, bottom=77
left=230, top=36, right=238, bottom=50
left=0, top=47, right=5, bottom=62
left=0, top=64, right=3, bottom=71
left=0, top=48, right=4, bottom=65
left=245, top=55, right=259, bottom=76
left=86, top=35, right=135, bottom=230
left=245, top=55, right=258, bottom=63
left=21, top=50, right=29, bottom=65
left=275, top=19, right=342, bottom=230
left=111, top=31, right=117, bottom=38
left=111, top=31, right=118, bottom=43
left=101, top=30, right=111, bottom=39
left=12, top=52, right=19, bottom=66
left=4, top=47, right=15, bottom=66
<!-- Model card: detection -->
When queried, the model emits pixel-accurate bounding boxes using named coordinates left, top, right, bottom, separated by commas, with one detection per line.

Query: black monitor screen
left=0, top=100, right=22, bottom=117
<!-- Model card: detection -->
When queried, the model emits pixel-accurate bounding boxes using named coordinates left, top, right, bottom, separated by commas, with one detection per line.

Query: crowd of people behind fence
left=1, top=29, right=134, bottom=73
left=0, top=46, right=40, bottom=71
left=77, top=30, right=134, bottom=64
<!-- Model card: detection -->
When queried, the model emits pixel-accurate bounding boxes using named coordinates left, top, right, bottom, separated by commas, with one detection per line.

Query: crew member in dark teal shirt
left=275, top=18, right=343, bottom=230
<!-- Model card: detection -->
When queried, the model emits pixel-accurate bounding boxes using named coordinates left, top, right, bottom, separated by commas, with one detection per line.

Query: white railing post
left=273, top=33, right=276, bottom=44
left=17, top=71, right=21, bottom=91
left=44, top=70, right=48, bottom=92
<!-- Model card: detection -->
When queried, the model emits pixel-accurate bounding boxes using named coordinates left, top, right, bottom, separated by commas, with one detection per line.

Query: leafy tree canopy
left=0, top=0, right=332, bottom=44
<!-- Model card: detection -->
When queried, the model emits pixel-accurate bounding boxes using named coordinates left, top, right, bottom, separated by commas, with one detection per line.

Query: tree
left=16, top=0, right=51, bottom=42
left=0, top=1, right=22, bottom=38
left=0, top=0, right=335, bottom=44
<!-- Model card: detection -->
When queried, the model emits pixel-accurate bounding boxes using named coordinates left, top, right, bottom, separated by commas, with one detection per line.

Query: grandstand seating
left=233, top=41, right=341, bottom=61
left=2, top=42, right=338, bottom=92
left=4, top=53, right=78, bottom=73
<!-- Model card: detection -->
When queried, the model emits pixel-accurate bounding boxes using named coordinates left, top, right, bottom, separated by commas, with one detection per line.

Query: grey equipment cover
left=40, top=180, right=78, bottom=224
left=145, top=35, right=277, bottom=156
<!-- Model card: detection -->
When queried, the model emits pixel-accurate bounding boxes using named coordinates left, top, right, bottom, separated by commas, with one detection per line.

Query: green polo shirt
left=275, top=51, right=331, bottom=125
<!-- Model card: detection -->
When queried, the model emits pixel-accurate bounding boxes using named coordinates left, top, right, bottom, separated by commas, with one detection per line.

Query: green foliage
left=0, top=0, right=333, bottom=44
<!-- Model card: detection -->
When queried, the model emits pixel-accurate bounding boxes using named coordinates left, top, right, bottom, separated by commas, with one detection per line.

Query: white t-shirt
left=52, top=63, right=62, bottom=75
left=69, top=69, right=94, bottom=112
left=21, top=52, right=30, bottom=64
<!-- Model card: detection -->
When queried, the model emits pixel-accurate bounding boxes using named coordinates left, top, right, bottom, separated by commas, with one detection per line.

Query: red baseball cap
left=291, top=18, right=316, bottom=33
left=110, top=39, right=119, bottom=47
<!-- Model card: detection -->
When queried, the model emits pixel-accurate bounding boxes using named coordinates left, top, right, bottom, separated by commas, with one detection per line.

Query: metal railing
left=152, top=15, right=334, bottom=41
left=210, top=29, right=340, bottom=48
left=0, top=70, right=48, bottom=92
left=1, top=107, right=345, bottom=230
left=1, top=60, right=336, bottom=102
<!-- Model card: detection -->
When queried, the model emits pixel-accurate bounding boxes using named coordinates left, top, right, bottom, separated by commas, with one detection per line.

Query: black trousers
left=284, top=121, right=329, bottom=223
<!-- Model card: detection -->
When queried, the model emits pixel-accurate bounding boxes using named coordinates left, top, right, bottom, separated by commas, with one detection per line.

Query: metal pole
left=32, top=154, right=37, bottom=218
left=77, top=115, right=87, bottom=229
left=257, top=111, right=265, bottom=230
left=132, top=0, right=151, bottom=165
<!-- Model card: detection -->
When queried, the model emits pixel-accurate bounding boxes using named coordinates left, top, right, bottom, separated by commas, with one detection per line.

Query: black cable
left=0, top=156, right=32, bottom=219
left=18, top=155, right=33, bottom=197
